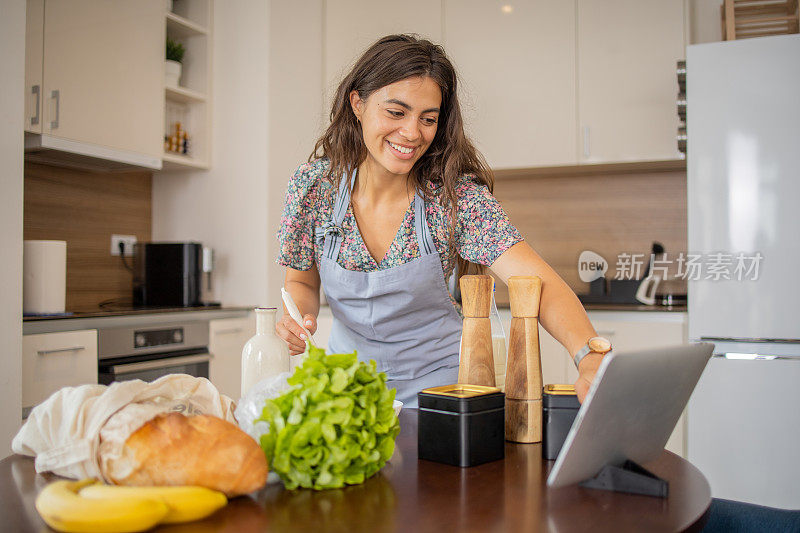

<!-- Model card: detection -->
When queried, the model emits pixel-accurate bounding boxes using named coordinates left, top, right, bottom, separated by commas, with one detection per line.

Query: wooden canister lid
left=459, top=275, right=494, bottom=317
left=508, top=276, right=542, bottom=317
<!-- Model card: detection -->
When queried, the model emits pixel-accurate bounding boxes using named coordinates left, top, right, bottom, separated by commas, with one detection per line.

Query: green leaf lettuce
left=256, top=344, right=400, bottom=490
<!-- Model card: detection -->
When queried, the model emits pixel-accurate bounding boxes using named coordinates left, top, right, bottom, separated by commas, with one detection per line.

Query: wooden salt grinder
left=505, top=276, right=543, bottom=443
left=457, top=275, right=496, bottom=387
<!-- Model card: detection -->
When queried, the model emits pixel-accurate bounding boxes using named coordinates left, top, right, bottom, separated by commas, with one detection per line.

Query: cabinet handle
left=583, top=126, right=590, bottom=158
left=214, top=328, right=243, bottom=335
left=31, top=85, right=40, bottom=126
left=37, top=345, right=86, bottom=356
left=109, top=353, right=212, bottom=374
left=50, top=89, right=60, bottom=129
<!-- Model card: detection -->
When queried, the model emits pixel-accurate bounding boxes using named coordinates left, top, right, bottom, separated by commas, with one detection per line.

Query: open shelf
left=166, top=12, right=207, bottom=38
left=160, top=0, right=212, bottom=174
left=165, top=85, right=207, bottom=104
left=162, top=151, right=209, bottom=170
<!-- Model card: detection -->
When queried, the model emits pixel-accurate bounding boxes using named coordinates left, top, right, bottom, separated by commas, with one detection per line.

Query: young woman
left=276, top=34, right=609, bottom=407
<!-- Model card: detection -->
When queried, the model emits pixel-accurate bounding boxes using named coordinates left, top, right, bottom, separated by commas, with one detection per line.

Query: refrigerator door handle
left=713, top=352, right=800, bottom=361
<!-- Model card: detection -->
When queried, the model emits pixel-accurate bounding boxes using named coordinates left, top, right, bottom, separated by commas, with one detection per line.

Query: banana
left=35, top=479, right=168, bottom=533
left=80, top=484, right=228, bottom=524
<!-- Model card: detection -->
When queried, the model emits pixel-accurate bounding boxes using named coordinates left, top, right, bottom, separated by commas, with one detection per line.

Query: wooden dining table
left=1, top=409, right=711, bottom=532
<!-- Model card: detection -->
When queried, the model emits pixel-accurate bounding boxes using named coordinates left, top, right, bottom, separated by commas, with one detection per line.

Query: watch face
left=588, top=337, right=612, bottom=353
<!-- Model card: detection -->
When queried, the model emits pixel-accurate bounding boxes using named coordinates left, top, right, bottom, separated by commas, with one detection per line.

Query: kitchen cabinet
left=323, top=0, right=443, bottom=114
left=24, top=0, right=164, bottom=167
left=209, top=314, right=255, bottom=400
left=563, top=310, right=687, bottom=382
left=582, top=310, right=687, bottom=457
left=24, top=0, right=44, bottom=134
left=443, top=0, right=684, bottom=168
left=577, top=0, right=685, bottom=163
left=22, top=329, right=97, bottom=419
left=314, top=306, right=334, bottom=351
left=444, top=0, right=577, bottom=168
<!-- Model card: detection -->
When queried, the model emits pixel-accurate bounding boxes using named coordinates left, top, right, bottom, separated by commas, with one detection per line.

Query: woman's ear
left=349, top=90, right=363, bottom=122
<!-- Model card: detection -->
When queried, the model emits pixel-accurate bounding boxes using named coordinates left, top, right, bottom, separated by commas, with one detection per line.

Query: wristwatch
left=573, top=336, right=612, bottom=368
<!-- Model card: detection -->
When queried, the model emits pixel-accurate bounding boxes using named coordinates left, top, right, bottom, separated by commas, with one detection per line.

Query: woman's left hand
left=573, top=352, right=605, bottom=403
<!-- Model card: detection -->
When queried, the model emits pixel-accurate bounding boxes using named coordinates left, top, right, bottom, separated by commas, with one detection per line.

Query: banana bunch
left=80, top=484, right=227, bottom=524
left=35, top=479, right=228, bottom=533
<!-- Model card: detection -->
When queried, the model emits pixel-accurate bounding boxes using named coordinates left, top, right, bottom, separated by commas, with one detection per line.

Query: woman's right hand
left=276, top=313, right=317, bottom=356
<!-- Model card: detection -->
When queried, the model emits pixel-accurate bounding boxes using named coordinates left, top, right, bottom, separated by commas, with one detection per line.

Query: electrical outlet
left=111, top=234, right=137, bottom=256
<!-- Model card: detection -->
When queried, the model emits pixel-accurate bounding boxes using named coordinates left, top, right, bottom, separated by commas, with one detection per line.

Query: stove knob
left=173, top=330, right=183, bottom=343
left=135, top=334, right=146, bottom=347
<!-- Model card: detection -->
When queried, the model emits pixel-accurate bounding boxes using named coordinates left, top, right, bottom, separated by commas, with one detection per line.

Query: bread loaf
left=105, top=413, right=268, bottom=497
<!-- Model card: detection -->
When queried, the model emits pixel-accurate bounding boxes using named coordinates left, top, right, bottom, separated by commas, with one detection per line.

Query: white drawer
left=209, top=315, right=255, bottom=400
left=22, top=329, right=98, bottom=409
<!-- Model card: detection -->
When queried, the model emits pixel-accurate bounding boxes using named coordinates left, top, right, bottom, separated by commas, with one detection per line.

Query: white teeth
left=389, top=141, right=413, bottom=154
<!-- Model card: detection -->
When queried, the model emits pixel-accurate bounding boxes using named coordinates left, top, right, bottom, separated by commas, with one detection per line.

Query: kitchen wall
left=2, top=0, right=25, bottom=453
left=153, top=0, right=325, bottom=310
left=267, top=0, right=325, bottom=303
left=23, top=163, right=152, bottom=310
left=492, top=165, right=687, bottom=304
left=689, top=0, right=724, bottom=44
left=153, top=0, right=275, bottom=308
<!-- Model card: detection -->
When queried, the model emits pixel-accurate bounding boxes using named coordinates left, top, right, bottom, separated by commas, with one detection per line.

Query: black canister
left=418, top=384, right=505, bottom=467
left=542, top=384, right=581, bottom=460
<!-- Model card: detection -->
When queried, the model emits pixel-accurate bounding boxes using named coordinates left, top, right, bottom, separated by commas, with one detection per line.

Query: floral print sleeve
left=454, top=177, right=523, bottom=266
left=276, top=160, right=331, bottom=271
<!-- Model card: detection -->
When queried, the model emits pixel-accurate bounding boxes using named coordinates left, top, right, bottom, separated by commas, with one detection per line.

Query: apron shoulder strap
left=322, top=171, right=438, bottom=261
left=413, top=190, right=437, bottom=256
left=321, top=169, right=355, bottom=262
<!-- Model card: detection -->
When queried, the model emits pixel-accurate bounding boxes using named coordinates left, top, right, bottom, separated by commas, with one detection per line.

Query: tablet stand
left=579, top=460, right=669, bottom=498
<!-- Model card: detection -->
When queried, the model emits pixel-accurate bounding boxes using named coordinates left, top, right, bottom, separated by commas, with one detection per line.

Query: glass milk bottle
left=241, top=307, right=290, bottom=397
left=490, top=287, right=507, bottom=391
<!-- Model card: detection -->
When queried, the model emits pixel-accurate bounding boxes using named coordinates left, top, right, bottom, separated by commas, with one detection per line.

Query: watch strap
left=573, top=344, right=592, bottom=368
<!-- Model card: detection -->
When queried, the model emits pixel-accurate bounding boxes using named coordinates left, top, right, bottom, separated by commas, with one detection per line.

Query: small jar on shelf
left=164, top=121, right=190, bottom=155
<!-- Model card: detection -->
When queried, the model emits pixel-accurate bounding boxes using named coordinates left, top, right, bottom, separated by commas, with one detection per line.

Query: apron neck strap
left=322, top=168, right=439, bottom=262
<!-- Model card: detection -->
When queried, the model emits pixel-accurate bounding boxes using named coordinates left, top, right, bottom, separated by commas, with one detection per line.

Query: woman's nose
left=399, top=118, right=420, bottom=142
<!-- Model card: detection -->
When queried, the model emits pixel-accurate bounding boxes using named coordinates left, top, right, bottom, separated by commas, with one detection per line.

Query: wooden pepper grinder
left=457, top=274, right=496, bottom=387
left=505, top=276, right=543, bottom=443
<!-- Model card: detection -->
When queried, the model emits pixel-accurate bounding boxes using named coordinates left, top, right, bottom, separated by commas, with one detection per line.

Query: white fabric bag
left=12, top=374, right=235, bottom=481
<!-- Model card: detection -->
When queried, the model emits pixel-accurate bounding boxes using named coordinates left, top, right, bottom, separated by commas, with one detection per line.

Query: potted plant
left=165, top=38, right=185, bottom=88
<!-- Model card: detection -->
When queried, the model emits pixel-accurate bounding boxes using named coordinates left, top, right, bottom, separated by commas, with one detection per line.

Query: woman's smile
left=387, top=140, right=416, bottom=158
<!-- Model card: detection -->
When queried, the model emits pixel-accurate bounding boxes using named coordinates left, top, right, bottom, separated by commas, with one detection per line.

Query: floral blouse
left=276, top=158, right=523, bottom=283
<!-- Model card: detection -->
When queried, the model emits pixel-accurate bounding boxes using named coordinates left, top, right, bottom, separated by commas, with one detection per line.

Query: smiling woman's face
left=350, top=76, right=442, bottom=180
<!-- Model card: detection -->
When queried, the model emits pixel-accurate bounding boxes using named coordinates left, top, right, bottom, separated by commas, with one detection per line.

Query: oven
left=98, top=321, right=210, bottom=385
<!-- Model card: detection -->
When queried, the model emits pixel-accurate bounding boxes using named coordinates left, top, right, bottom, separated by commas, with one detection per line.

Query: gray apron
left=317, top=169, right=463, bottom=408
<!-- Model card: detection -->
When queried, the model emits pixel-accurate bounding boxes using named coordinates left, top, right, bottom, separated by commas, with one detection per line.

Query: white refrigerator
left=686, top=34, right=800, bottom=510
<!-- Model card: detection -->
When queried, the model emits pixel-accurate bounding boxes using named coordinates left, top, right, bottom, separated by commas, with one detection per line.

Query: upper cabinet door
left=323, top=0, right=443, bottom=121
left=577, top=0, right=685, bottom=163
left=41, top=0, right=164, bottom=159
left=445, top=0, right=577, bottom=169
left=25, top=0, right=44, bottom=134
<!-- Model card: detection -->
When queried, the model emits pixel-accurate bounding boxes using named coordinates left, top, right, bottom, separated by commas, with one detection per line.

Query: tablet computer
left=546, top=343, right=714, bottom=489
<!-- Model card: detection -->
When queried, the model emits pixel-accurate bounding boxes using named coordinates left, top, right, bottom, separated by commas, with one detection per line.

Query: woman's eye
left=423, top=117, right=438, bottom=125
left=387, top=110, right=403, bottom=118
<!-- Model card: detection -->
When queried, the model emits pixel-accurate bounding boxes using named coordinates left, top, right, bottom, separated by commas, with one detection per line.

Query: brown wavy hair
left=309, top=34, right=494, bottom=280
